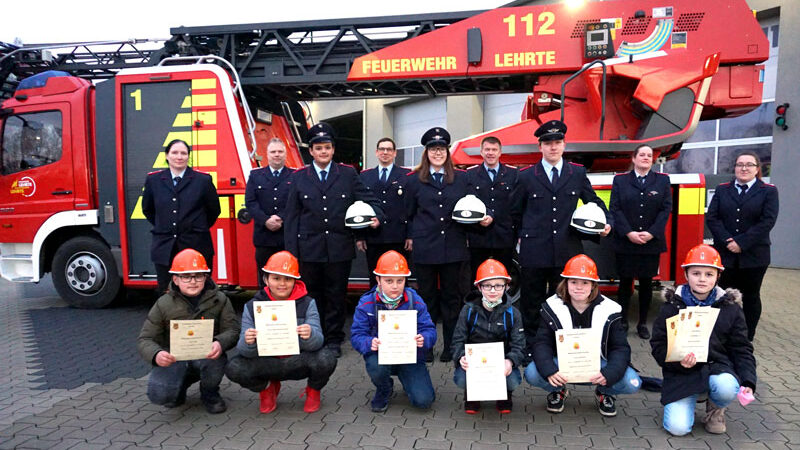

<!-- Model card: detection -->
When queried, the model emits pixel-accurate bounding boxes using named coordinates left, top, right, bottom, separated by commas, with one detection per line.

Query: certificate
left=253, top=301, right=300, bottom=357
left=555, top=328, right=601, bottom=383
left=169, top=319, right=214, bottom=361
left=378, top=310, right=417, bottom=365
left=465, top=342, right=507, bottom=401
left=665, top=306, right=720, bottom=362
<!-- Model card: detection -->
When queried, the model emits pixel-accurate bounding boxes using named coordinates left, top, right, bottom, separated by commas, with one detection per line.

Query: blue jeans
left=147, top=355, right=227, bottom=405
left=524, top=358, right=641, bottom=396
left=453, top=366, right=522, bottom=393
left=364, top=353, right=435, bottom=409
left=663, top=372, right=740, bottom=436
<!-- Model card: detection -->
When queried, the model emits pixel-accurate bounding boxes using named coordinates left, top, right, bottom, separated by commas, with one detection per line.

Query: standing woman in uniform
left=405, top=127, right=471, bottom=362
left=142, top=139, right=220, bottom=293
left=609, top=145, right=672, bottom=339
left=706, top=151, right=779, bottom=341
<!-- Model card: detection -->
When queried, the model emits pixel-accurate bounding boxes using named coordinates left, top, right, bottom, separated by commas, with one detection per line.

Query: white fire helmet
left=570, top=202, right=607, bottom=234
left=452, top=194, right=487, bottom=224
left=345, top=201, right=377, bottom=229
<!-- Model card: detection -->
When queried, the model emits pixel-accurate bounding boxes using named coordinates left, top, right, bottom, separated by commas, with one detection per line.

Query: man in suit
left=142, top=139, right=220, bottom=293
left=284, top=123, right=384, bottom=357
left=512, top=120, right=611, bottom=350
left=356, top=137, right=411, bottom=287
left=245, top=137, right=296, bottom=288
left=465, top=136, right=519, bottom=279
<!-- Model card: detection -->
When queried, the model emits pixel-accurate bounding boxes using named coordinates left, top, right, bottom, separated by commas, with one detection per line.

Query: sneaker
left=259, top=380, right=281, bottom=414
left=595, top=390, right=617, bottom=417
left=464, top=400, right=481, bottom=414
left=302, top=386, right=321, bottom=413
left=637, top=323, right=651, bottom=340
left=370, top=379, right=393, bottom=412
left=703, top=401, right=727, bottom=434
left=200, top=389, right=227, bottom=414
left=496, top=394, right=513, bottom=414
left=546, top=389, right=568, bottom=413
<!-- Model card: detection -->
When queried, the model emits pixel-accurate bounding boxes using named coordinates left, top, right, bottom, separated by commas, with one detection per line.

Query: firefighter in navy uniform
left=142, top=139, right=221, bottom=293
left=284, top=122, right=384, bottom=358
left=405, top=127, right=471, bottom=362
left=245, top=137, right=296, bottom=289
left=356, top=137, right=411, bottom=287
left=511, top=120, right=611, bottom=351
left=465, top=136, right=519, bottom=279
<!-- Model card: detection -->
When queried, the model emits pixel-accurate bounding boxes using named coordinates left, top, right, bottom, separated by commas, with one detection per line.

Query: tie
left=173, top=176, right=181, bottom=187
left=273, top=170, right=280, bottom=178
left=488, top=168, right=496, bottom=182
left=433, top=173, right=443, bottom=187
left=737, top=184, right=747, bottom=197
left=638, top=176, right=646, bottom=185
left=320, top=170, right=327, bottom=183
left=380, top=168, right=388, bottom=184
left=550, top=167, right=559, bottom=186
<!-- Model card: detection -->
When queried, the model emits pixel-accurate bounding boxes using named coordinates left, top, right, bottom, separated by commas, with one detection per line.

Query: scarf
left=482, top=296, right=503, bottom=310
left=681, top=284, right=719, bottom=307
left=377, top=288, right=403, bottom=309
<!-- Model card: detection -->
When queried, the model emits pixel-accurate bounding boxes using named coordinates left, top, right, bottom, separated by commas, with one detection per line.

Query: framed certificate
left=555, top=328, right=601, bottom=383
left=253, top=301, right=300, bottom=357
left=169, top=319, right=214, bottom=361
left=378, top=310, right=417, bottom=365
left=465, top=342, right=507, bottom=401
left=665, top=306, right=720, bottom=362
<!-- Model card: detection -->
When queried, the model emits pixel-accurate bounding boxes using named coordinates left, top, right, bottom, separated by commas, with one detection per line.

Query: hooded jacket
left=650, top=285, right=757, bottom=405
left=236, top=280, right=324, bottom=358
left=350, top=286, right=437, bottom=362
left=532, top=293, right=631, bottom=386
left=138, top=279, right=240, bottom=365
left=450, top=290, right=526, bottom=369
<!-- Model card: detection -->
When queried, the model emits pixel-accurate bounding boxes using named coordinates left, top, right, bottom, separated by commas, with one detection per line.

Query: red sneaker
left=259, top=380, right=281, bottom=414
left=302, top=386, right=321, bottom=413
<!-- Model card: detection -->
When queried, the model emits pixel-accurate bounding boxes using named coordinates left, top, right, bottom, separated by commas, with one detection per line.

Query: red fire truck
left=0, top=0, right=767, bottom=307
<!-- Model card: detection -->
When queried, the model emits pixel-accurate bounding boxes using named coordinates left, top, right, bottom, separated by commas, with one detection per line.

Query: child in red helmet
left=651, top=244, right=756, bottom=435
left=524, top=254, right=641, bottom=417
left=226, top=251, right=337, bottom=414
left=137, top=249, right=240, bottom=414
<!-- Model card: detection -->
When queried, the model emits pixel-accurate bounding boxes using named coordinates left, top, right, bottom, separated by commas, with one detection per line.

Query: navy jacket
left=609, top=171, right=672, bottom=255
left=465, top=164, right=519, bottom=249
left=245, top=166, right=296, bottom=247
left=512, top=161, right=610, bottom=268
left=284, top=163, right=384, bottom=263
left=706, top=179, right=779, bottom=268
left=651, top=285, right=757, bottom=405
left=142, top=167, right=220, bottom=266
left=359, top=165, right=411, bottom=244
left=405, top=170, right=470, bottom=264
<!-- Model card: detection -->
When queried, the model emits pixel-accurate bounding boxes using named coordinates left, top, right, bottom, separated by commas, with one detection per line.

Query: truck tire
left=51, top=236, right=121, bottom=308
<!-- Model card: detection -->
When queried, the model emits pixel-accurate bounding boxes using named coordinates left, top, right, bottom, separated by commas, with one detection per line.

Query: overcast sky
left=3, top=0, right=508, bottom=45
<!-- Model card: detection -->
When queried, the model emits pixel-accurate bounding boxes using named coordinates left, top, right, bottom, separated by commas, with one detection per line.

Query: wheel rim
left=64, top=252, right=107, bottom=296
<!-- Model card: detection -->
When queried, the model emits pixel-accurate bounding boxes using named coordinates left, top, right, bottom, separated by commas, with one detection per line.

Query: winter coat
left=236, top=280, right=324, bottom=358
left=450, top=290, right=526, bottom=369
left=532, top=294, right=631, bottom=386
left=137, top=280, right=240, bottom=365
left=650, top=285, right=757, bottom=405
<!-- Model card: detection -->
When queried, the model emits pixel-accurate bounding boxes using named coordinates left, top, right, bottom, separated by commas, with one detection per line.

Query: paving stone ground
left=1, top=269, right=800, bottom=449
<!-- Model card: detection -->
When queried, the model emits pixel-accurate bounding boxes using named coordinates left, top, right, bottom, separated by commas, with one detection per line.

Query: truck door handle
left=51, top=190, right=73, bottom=195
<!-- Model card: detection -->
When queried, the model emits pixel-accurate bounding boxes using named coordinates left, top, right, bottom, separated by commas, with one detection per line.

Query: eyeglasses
left=377, top=147, right=396, bottom=152
left=177, top=274, right=207, bottom=282
left=427, top=148, right=448, bottom=154
left=479, top=283, right=507, bottom=292
left=734, top=163, right=758, bottom=168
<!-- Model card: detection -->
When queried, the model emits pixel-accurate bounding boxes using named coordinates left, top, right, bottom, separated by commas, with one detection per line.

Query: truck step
left=0, top=254, right=33, bottom=261
left=11, top=277, right=33, bottom=282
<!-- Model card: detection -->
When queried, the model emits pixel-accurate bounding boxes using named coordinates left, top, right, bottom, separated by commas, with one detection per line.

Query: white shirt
left=313, top=162, right=332, bottom=181
left=540, top=158, right=563, bottom=183
left=736, top=178, right=756, bottom=194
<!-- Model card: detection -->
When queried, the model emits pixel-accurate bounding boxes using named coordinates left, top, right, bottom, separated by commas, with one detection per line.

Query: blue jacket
left=609, top=171, right=672, bottom=255
left=706, top=179, right=779, bottom=268
left=245, top=166, right=296, bottom=247
left=350, top=286, right=437, bottom=363
left=465, top=164, right=519, bottom=249
left=359, top=165, right=411, bottom=244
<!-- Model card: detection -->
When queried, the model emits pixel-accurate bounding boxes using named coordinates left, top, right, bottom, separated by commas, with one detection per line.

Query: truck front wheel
left=52, top=236, right=121, bottom=308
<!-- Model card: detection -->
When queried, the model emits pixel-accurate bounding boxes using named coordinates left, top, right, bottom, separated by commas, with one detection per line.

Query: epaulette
left=613, top=172, right=626, bottom=176
left=192, top=168, right=208, bottom=175
left=339, top=163, right=355, bottom=169
left=454, top=168, right=466, bottom=172
left=718, top=182, right=731, bottom=186
left=361, top=167, right=375, bottom=172
left=466, top=164, right=480, bottom=171
left=655, top=171, right=668, bottom=175
left=520, top=165, right=534, bottom=172
left=405, top=171, right=417, bottom=176
left=568, top=162, right=584, bottom=167
left=147, top=170, right=161, bottom=175
left=761, top=182, right=775, bottom=187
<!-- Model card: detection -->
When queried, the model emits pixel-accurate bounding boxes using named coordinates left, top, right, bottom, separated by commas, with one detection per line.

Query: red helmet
left=169, top=249, right=210, bottom=274
left=474, top=259, right=511, bottom=286
left=373, top=250, right=411, bottom=277
left=262, top=251, right=301, bottom=279
left=681, top=244, right=724, bottom=271
left=560, top=254, right=600, bottom=281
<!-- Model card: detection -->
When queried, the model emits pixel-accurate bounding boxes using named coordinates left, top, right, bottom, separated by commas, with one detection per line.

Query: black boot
left=200, top=388, right=227, bottom=414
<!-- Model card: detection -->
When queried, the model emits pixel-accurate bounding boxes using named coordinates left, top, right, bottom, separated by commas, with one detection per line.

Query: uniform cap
left=452, top=194, right=487, bottom=223
left=421, top=127, right=451, bottom=148
left=570, top=203, right=607, bottom=234
left=345, top=201, right=377, bottom=228
left=561, top=254, right=600, bottom=281
left=534, top=120, right=567, bottom=142
left=474, top=259, right=512, bottom=286
left=169, top=249, right=211, bottom=274
left=373, top=250, right=412, bottom=277
left=308, top=122, right=335, bottom=145
left=681, top=244, right=724, bottom=271
left=262, top=251, right=301, bottom=279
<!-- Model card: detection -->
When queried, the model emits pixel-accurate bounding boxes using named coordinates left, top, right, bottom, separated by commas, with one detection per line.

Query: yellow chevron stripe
left=162, top=131, right=193, bottom=147
left=218, top=196, right=230, bottom=219
left=192, top=150, right=217, bottom=167
left=235, top=194, right=246, bottom=216
left=678, top=187, right=705, bottom=215
left=192, top=129, right=217, bottom=146
left=196, top=110, right=217, bottom=125
left=192, top=78, right=216, bottom=90
left=191, top=94, right=216, bottom=107
left=131, top=194, right=146, bottom=219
